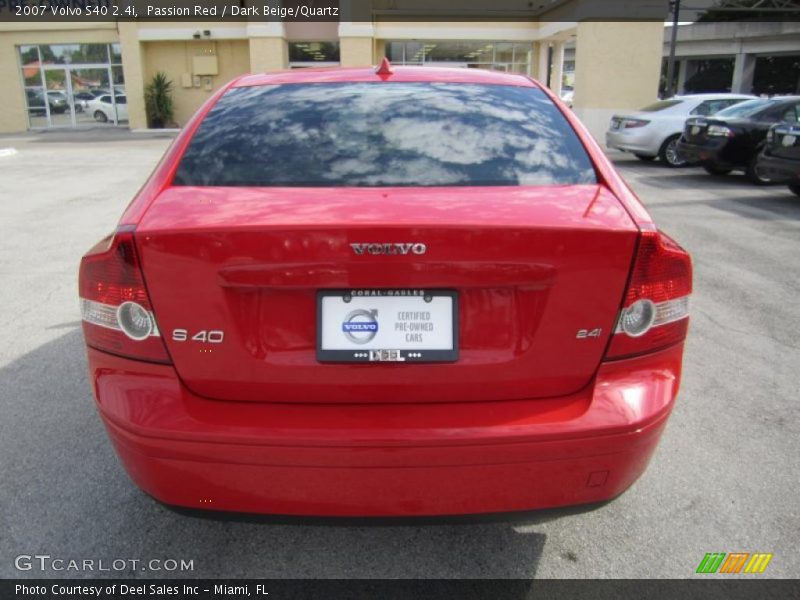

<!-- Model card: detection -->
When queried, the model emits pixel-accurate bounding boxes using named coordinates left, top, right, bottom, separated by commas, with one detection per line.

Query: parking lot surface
left=1, top=130, right=798, bottom=578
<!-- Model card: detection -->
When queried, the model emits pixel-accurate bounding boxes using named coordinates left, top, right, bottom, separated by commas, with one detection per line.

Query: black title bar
left=1, top=0, right=799, bottom=22
left=4, top=579, right=800, bottom=600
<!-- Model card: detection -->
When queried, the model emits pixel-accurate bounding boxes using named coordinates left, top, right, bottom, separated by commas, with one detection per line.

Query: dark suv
left=677, top=96, right=800, bottom=184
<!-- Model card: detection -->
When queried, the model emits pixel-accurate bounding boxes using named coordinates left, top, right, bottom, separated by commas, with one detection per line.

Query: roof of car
left=728, top=95, right=800, bottom=104
left=233, top=65, right=539, bottom=88
left=674, top=93, right=756, bottom=99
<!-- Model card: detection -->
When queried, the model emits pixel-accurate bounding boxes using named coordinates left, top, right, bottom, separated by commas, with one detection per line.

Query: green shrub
left=144, top=72, right=174, bottom=128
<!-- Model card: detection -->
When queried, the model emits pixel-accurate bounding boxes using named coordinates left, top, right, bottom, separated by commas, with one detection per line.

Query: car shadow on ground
left=611, top=158, right=800, bottom=221
left=608, top=156, right=747, bottom=186
left=702, top=192, right=800, bottom=221
left=607, top=156, right=667, bottom=170
left=0, top=328, right=597, bottom=580
left=612, top=158, right=733, bottom=178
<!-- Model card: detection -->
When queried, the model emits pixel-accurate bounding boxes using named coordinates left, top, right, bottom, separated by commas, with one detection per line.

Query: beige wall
left=374, top=39, right=386, bottom=61
left=118, top=22, right=147, bottom=129
left=572, top=20, right=664, bottom=141
left=340, top=37, right=374, bottom=67
left=141, top=38, right=250, bottom=127
left=550, top=40, right=566, bottom=96
left=249, top=36, right=287, bottom=74
left=531, top=41, right=548, bottom=83
left=0, top=25, right=118, bottom=133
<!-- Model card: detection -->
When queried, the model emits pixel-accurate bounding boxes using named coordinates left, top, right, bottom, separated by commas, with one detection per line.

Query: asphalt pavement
left=0, top=130, right=797, bottom=579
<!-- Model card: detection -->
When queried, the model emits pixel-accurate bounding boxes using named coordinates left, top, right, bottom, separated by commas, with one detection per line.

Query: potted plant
left=144, top=71, right=174, bottom=128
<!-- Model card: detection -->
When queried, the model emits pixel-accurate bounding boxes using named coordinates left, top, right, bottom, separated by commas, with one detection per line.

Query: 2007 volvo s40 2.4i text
left=79, top=63, right=692, bottom=517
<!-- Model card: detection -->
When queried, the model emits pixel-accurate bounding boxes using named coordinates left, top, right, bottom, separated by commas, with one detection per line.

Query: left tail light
left=79, top=227, right=171, bottom=364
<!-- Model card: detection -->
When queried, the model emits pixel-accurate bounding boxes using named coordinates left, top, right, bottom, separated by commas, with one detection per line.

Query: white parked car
left=86, top=94, right=128, bottom=123
left=606, top=94, right=756, bottom=167
left=560, top=86, right=574, bottom=108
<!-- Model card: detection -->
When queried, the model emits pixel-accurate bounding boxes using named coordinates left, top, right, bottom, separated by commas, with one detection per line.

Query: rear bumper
left=756, top=153, right=800, bottom=183
left=605, top=129, right=661, bottom=156
left=676, top=139, right=735, bottom=168
left=87, top=344, right=684, bottom=517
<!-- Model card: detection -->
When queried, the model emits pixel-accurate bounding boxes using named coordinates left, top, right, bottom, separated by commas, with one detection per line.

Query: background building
left=560, top=21, right=800, bottom=99
left=0, top=1, right=691, bottom=140
left=5, top=7, right=797, bottom=140
left=661, top=20, right=800, bottom=96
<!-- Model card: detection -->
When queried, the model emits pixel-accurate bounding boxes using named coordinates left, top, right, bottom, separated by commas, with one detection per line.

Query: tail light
left=623, top=119, right=650, bottom=129
left=606, top=230, right=692, bottom=360
left=79, top=227, right=171, bottom=364
left=707, top=124, right=734, bottom=138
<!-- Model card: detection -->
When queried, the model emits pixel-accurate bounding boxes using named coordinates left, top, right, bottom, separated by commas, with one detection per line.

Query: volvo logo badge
left=342, top=309, right=379, bottom=344
left=350, top=243, right=427, bottom=256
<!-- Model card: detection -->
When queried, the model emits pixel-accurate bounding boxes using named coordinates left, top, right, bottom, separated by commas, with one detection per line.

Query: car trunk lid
left=682, top=117, right=713, bottom=144
left=135, top=184, right=639, bottom=403
left=767, top=124, right=800, bottom=161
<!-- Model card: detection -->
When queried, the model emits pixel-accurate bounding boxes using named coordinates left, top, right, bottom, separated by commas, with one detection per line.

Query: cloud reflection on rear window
left=174, top=82, right=597, bottom=187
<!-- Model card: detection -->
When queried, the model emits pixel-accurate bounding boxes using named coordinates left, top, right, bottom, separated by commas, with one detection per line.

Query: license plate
left=782, top=135, right=796, bottom=147
left=691, top=125, right=701, bottom=135
left=317, top=289, right=458, bottom=363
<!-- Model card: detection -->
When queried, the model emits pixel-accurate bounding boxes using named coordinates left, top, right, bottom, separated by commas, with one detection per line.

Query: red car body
left=80, top=66, right=692, bottom=517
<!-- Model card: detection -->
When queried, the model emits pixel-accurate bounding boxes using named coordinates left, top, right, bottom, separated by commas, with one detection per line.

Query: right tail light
left=606, top=230, right=692, bottom=360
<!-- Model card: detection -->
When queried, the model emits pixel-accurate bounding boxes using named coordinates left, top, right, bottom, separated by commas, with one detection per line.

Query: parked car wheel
left=745, top=155, right=773, bottom=185
left=659, top=135, right=688, bottom=168
left=94, top=110, right=108, bottom=123
left=703, top=164, right=732, bottom=176
left=789, top=183, right=800, bottom=197
left=634, top=153, right=656, bottom=162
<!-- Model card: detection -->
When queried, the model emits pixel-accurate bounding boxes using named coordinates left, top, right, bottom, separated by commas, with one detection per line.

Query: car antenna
left=376, top=57, right=394, bottom=77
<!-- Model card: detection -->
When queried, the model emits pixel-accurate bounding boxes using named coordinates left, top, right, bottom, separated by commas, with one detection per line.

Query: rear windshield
left=173, top=83, right=596, bottom=187
left=639, top=99, right=683, bottom=112
left=715, top=98, right=779, bottom=119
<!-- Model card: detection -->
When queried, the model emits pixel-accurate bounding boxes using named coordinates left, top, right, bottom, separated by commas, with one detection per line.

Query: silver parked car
left=606, top=93, right=755, bottom=167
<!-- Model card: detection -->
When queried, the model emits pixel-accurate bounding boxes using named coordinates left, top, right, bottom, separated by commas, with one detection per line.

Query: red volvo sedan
left=79, top=63, right=691, bottom=517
